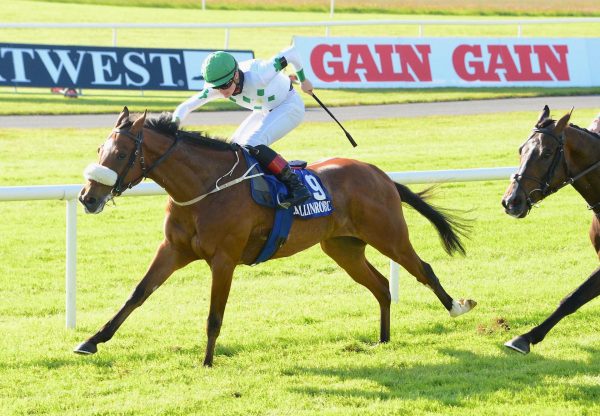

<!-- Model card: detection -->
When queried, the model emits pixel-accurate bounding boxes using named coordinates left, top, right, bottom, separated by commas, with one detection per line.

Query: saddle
left=241, top=149, right=333, bottom=218
left=240, top=148, right=334, bottom=265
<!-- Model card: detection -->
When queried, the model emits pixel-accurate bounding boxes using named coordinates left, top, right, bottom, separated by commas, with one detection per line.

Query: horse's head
left=502, top=105, right=571, bottom=218
left=79, top=107, right=147, bottom=214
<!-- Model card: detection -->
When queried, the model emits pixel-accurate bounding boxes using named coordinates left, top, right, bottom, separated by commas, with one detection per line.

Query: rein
left=111, top=127, right=179, bottom=196
left=105, top=127, right=263, bottom=206
left=170, top=149, right=264, bottom=206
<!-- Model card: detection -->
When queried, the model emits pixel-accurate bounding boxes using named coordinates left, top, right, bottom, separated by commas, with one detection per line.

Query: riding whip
left=311, top=93, right=357, bottom=147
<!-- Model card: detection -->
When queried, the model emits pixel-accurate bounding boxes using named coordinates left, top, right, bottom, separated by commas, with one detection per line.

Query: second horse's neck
left=567, top=129, right=600, bottom=214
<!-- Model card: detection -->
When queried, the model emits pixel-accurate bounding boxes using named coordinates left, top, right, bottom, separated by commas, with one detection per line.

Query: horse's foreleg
left=505, top=266, right=600, bottom=354
left=74, top=240, right=193, bottom=355
left=203, top=254, right=235, bottom=367
left=321, top=237, right=391, bottom=342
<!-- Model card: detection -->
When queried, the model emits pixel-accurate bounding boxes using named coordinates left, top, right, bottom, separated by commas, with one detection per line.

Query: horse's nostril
left=501, top=199, right=508, bottom=208
left=86, top=196, right=97, bottom=205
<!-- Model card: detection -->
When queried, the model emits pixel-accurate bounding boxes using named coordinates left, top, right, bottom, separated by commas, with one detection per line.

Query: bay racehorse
left=76, top=107, right=476, bottom=366
left=502, top=105, right=600, bottom=354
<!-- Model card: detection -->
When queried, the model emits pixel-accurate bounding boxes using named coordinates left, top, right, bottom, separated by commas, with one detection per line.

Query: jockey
left=173, top=47, right=313, bottom=209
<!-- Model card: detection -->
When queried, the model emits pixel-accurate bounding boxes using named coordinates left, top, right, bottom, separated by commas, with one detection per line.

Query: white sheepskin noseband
left=84, top=163, right=118, bottom=186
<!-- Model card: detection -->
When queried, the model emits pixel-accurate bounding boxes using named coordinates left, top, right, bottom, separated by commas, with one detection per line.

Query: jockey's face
left=217, top=71, right=239, bottom=98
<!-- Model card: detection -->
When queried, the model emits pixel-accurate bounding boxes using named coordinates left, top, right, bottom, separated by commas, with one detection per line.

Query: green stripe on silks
left=273, top=57, right=285, bottom=72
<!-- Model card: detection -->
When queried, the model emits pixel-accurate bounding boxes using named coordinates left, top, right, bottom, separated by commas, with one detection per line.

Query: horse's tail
left=394, top=183, right=470, bottom=256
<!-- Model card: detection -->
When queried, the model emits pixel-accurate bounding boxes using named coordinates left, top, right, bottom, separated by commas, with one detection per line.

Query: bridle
left=511, top=125, right=600, bottom=212
left=110, top=127, right=179, bottom=196
left=511, top=127, right=567, bottom=208
left=92, top=126, right=259, bottom=207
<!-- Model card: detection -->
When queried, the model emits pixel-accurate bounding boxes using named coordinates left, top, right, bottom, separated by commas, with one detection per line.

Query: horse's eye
left=541, top=149, right=553, bottom=159
left=117, top=152, right=127, bottom=160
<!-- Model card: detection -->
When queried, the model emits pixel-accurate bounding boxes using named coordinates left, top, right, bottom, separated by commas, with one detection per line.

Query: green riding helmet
left=202, top=51, right=238, bottom=88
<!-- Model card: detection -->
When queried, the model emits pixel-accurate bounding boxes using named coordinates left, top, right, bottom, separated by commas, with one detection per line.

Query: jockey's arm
left=172, top=88, right=220, bottom=126
left=279, top=45, right=313, bottom=95
left=266, top=45, right=313, bottom=95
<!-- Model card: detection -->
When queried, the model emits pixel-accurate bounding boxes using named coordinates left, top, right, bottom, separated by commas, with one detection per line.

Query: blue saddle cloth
left=241, top=148, right=334, bottom=265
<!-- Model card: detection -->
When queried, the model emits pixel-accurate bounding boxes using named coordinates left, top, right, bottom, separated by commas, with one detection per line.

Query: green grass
left=2, top=109, right=600, bottom=414
left=32, top=0, right=600, bottom=16
left=3, top=86, right=600, bottom=116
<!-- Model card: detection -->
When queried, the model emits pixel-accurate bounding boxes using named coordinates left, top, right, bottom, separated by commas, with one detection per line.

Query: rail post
left=65, top=198, right=77, bottom=329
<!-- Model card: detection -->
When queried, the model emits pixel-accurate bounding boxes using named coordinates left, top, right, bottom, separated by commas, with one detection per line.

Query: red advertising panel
left=293, top=36, right=600, bottom=88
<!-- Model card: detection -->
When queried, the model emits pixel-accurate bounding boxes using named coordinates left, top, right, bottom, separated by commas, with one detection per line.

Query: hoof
left=504, top=335, right=531, bottom=354
left=449, top=298, right=477, bottom=317
left=73, top=340, right=98, bottom=355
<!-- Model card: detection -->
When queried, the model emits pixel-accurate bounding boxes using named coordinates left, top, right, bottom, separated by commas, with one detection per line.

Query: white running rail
left=2, top=19, right=599, bottom=47
left=0, top=166, right=516, bottom=328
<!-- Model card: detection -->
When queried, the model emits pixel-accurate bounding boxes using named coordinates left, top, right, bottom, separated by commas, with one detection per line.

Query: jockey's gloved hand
left=301, top=79, right=313, bottom=96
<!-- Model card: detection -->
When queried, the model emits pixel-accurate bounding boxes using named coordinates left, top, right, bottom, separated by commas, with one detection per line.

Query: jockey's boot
left=275, top=165, right=311, bottom=209
left=250, top=144, right=311, bottom=209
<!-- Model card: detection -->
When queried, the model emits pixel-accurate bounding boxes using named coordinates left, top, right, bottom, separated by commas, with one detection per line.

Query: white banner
left=293, top=36, right=600, bottom=88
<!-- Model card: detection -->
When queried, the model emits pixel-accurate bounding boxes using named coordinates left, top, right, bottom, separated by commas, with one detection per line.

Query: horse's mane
left=569, top=123, right=600, bottom=140
left=124, top=112, right=237, bottom=151
left=536, top=117, right=600, bottom=140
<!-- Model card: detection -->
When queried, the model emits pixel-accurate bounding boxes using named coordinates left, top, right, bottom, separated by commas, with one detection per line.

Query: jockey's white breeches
left=231, top=89, right=305, bottom=147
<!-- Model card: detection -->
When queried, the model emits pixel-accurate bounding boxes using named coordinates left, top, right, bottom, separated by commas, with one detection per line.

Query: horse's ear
left=536, top=105, right=550, bottom=125
left=114, top=106, right=130, bottom=128
left=131, top=110, right=147, bottom=134
left=554, top=111, right=571, bottom=134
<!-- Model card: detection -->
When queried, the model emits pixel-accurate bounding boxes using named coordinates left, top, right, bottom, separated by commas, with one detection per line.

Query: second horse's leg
left=505, top=266, right=600, bottom=354
left=74, top=240, right=194, bottom=355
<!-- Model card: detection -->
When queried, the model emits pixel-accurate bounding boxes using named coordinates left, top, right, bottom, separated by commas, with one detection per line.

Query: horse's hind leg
left=321, top=237, right=391, bottom=342
left=399, top=249, right=476, bottom=316
left=74, top=240, right=193, bottom=355
left=203, top=253, right=235, bottom=367
left=360, top=209, right=475, bottom=317
left=398, top=249, right=475, bottom=317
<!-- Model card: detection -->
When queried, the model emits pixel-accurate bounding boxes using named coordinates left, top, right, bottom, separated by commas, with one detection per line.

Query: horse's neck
left=143, top=131, right=239, bottom=203
left=566, top=128, right=600, bottom=209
